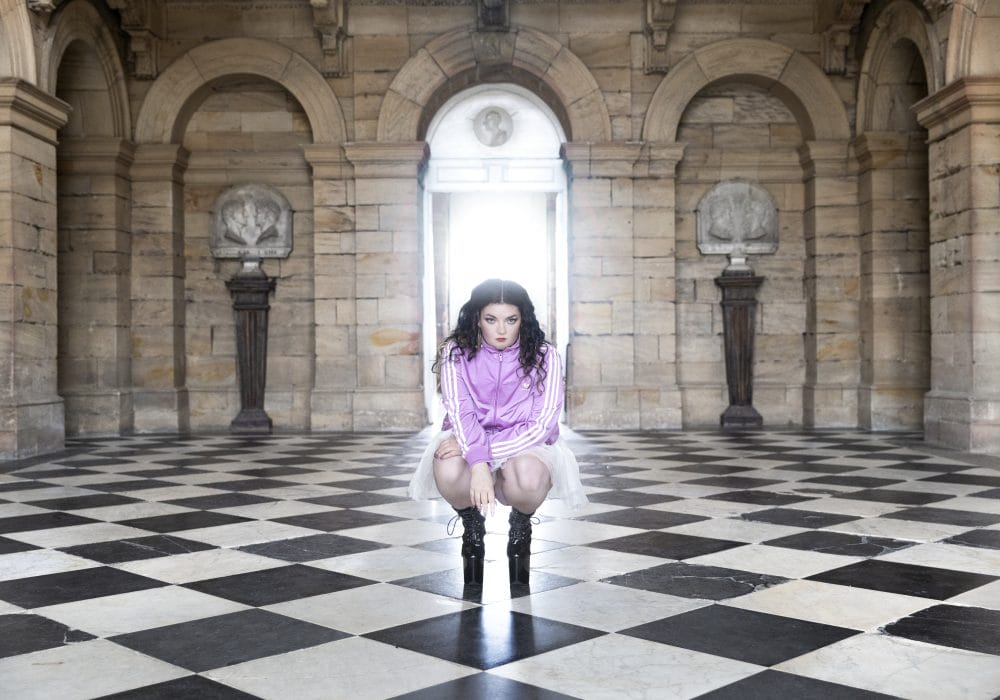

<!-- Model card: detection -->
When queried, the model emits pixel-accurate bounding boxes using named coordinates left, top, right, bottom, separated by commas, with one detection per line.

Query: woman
left=409, top=279, right=588, bottom=585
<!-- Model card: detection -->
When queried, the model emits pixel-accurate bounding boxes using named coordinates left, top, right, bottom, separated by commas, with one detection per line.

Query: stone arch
left=0, top=0, right=37, bottom=82
left=857, top=0, right=940, bottom=133
left=642, top=38, right=850, bottom=142
left=376, top=26, right=611, bottom=143
left=41, top=0, right=131, bottom=138
left=941, top=0, right=1000, bottom=81
left=135, top=38, right=346, bottom=144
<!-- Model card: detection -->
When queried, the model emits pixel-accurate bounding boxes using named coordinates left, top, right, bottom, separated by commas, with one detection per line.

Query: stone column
left=799, top=140, right=859, bottom=427
left=856, top=132, right=930, bottom=430
left=227, top=260, right=276, bottom=434
left=716, top=269, right=764, bottom=427
left=57, top=137, right=136, bottom=436
left=304, top=144, right=354, bottom=429
left=0, top=80, right=70, bottom=459
left=129, top=144, right=189, bottom=433
left=915, top=78, right=1000, bottom=452
left=563, top=141, right=682, bottom=429
left=342, top=142, right=428, bottom=430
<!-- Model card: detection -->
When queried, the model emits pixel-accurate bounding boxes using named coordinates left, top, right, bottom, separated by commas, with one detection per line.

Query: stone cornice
left=343, top=142, right=429, bottom=178
left=56, top=138, right=137, bottom=177
left=643, top=0, right=676, bottom=74
left=0, top=79, right=70, bottom=145
left=915, top=77, right=1000, bottom=139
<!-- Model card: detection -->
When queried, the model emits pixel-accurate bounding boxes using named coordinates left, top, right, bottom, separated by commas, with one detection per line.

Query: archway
left=421, top=84, right=569, bottom=421
left=856, top=1, right=934, bottom=430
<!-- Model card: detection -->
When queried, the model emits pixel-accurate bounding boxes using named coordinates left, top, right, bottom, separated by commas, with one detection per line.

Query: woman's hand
left=434, top=436, right=462, bottom=461
left=469, top=462, right=495, bottom=516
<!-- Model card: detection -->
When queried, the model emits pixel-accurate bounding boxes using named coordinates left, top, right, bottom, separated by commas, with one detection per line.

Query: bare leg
left=433, top=455, right=475, bottom=509
left=495, top=453, right=552, bottom=514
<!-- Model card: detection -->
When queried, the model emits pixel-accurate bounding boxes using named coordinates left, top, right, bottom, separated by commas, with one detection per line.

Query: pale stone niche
left=210, top=184, right=292, bottom=260
left=210, top=184, right=291, bottom=434
left=696, top=179, right=778, bottom=428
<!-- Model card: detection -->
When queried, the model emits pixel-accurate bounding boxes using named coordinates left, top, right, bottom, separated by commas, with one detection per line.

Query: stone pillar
left=57, top=137, right=136, bottom=436
left=0, top=80, right=70, bottom=459
left=129, top=144, right=189, bottom=433
left=304, top=144, right=354, bottom=429
left=227, top=260, right=276, bottom=434
left=856, top=132, right=930, bottom=430
left=799, top=140, right=859, bottom=427
left=915, top=78, right=1000, bottom=452
left=716, top=269, right=764, bottom=427
left=342, top=142, right=428, bottom=430
left=563, top=141, right=682, bottom=429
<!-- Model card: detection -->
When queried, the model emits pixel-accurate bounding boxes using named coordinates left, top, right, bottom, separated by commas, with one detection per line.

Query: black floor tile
left=274, top=509, right=404, bottom=532
left=0, top=614, right=95, bottom=658
left=801, top=475, right=903, bottom=488
left=584, top=491, right=681, bottom=507
left=116, top=511, right=253, bottom=533
left=82, top=479, right=179, bottom=493
left=0, top=535, right=40, bottom=554
left=0, top=481, right=53, bottom=493
left=60, top=535, right=217, bottom=564
left=833, top=488, right=953, bottom=505
left=0, top=566, right=166, bottom=607
left=574, top=508, right=707, bottom=530
left=392, top=672, right=578, bottom=699
left=883, top=604, right=1000, bottom=655
left=621, top=604, right=858, bottom=666
left=163, top=493, right=277, bottom=510
left=365, top=606, right=605, bottom=670
left=696, top=670, right=899, bottom=699
left=681, top=476, right=785, bottom=489
left=199, top=477, right=298, bottom=492
left=587, top=531, right=745, bottom=559
left=883, top=506, right=1000, bottom=527
left=602, top=561, right=787, bottom=600
left=319, top=476, right=409, bottom=491
left=231, top=466, right=321, bottom=478
left=740, top=508, right=859, bottom=528
left=339, top=465, right=415, bottom=477
left=667, top=464, right=755, bottom=475
left=704, top=490, right=814, bottom=506
left=121, top=467, right=209, bottom=479
left=763, top=530, right=917, bottom=557
left=576, top=475, right=665, bottom=490
left=920, top=473, right=1000, bottom=487
left=20, top=467, right=100, bottom=478
left=23, top=493, right=142, bottom=511
left=970, top=487, right=1000, bottom=499
left=0, top=511, right=99, bottom=533
left=183, top=563, right=375, bottom=605
left=109, top=609, right=349, bottom=672
left=942, top=528, right=1000, bottom=550
left=238, top=532, right=390, bottom=562
left=95, top=674, right=261, bottom=699
left=299, top=492, right=407, bottom=509
left=807, top=559, right=997, bottom=600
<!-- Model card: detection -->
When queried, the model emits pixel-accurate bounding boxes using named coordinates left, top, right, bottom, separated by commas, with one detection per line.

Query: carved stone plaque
left=210, top=184, right=292, bottom=259
left=696, top=180, right=779, bottom=256
left=473, top=106, right=513, bottom=147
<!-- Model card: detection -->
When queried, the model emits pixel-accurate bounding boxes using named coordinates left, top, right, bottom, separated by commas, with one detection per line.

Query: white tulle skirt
left=408, top=431, right=589, bottom=508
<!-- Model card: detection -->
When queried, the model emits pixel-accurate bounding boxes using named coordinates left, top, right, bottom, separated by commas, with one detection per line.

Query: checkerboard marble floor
left=1, top=429, right=999, bottom=699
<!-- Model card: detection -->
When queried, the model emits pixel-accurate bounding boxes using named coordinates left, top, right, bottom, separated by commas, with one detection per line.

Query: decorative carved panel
left=107, top=0, right=165, bottom=79
left=311, top=0, right=349, bottom=77
left=476, top=0, right=509, bottom=32
left=644, top=0, right=676, bottom=74
left=696, top=180, right=779, bottom=257
left=211, top=184, right=293, bottom=259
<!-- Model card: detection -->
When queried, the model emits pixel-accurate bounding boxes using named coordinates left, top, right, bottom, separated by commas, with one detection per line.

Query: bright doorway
left=422, top=85, right=568, bottom=423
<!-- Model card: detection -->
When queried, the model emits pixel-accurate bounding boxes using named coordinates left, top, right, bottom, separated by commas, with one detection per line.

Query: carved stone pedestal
left=715, top=267, right=764, bottom=428
left=226, top=259, right=276, bottom=434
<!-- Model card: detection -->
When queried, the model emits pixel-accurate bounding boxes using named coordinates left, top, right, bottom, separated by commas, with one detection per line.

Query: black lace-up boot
left=451, top=507, right=486, bottom=585
left=507, top=508, right=535, bottom=585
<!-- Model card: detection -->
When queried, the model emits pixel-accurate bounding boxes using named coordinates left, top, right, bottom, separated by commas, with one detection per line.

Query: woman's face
left=478, top=302, right=521, bottom=351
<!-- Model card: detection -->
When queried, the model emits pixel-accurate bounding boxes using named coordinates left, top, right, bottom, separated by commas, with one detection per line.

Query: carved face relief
left=696, top=180, right=779, bottom=257
left=210, top=184, right=293, bottom=259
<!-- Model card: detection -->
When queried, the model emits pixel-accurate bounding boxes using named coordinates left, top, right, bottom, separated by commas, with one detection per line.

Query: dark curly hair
left=433, top=278, right=549, bottom=391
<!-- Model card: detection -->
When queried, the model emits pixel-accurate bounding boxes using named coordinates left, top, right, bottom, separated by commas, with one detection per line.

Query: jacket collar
left=481, top=338, right=520, bottom=356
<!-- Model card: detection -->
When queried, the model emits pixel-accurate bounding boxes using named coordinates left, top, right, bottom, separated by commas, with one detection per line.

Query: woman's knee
left=504, top=455, right=551, bottom=495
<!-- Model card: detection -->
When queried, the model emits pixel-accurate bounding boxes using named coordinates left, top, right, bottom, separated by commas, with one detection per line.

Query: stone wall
left=0, top=0, right=999, bottom=457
